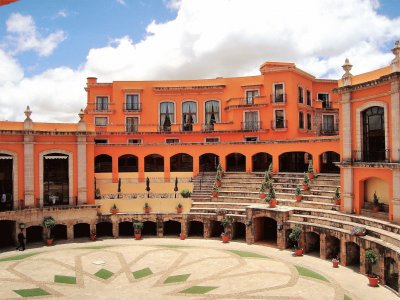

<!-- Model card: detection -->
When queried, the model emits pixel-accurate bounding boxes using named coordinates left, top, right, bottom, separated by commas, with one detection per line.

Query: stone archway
left=26, top=225, right=43, bottom=243
left=188, top=221, right=204, bottom=237
left=232, top=222, right=246, bottom=240
left=163, top=220, right=181, bottom=236
left=254, top=217, right=277, bottom=245
left=96, top=222, right=113, bottom=237
left=305, top=231, right=320, bottom=255
left=73, top=223, right=90, bottom=238
left=0, top=220, right=15, bottom=248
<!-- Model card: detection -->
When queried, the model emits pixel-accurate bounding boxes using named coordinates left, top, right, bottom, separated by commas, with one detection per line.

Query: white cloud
left=53, top=9, right=69, bottom=19
left=116, top=0, right=126, bottom=6
left=0, top=0, right=399, bottom=123
left=5, top=13, right=66, bottom=56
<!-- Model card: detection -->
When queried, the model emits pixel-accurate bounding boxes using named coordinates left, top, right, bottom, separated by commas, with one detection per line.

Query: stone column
left=67, top=224, right=74, bottom=240
left=112, top=155, right=118, bottom=183
left=391, top=81, right=400, bottom=162
left=392, top=170, right=400, bottom=223
left=24, top=135, right=35, bottom=207
left=342, top=92, right=352, bottom=161
left=138, top=155, right=145, bottom=182
left=164, top=156, right=170, bottom=182
left=112, top=219, right=118, bottom=238
left=360, top=246, right=366, bottom=274
left=319, top=233, right=327, bottom=259
left=245, top=155, right=252, bottom=173
left=181, top=220, right=187, bottom=236
left=193, top=155, right=199, bottom=177
left=203, top=220, right=210, bottom=239
left=77, top=136, right=87, bottom=204
left=342, top=167, right=354, bottom=213
left=157, top=217, right=164, bottom=237
left=340, top=239, right=347, bottom=266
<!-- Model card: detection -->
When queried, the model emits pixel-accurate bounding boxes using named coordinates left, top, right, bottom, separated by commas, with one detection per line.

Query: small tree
left=264, top=170, right=270, bottom=182
left=373, top=192, right=379, bottom=207
left=365, top=249, right=379, bottom=277
left=288, top=226, right=303, bottom=249
left=307, top=160, right=315, bottom=174
left=221, top=217, right=231, bottom=234
left=334, top=187, right=340, bottom=199
left=133, top=222, right=144, bottom=234
left=295, top=186, right=301, bottom=196
left=42, top=216, right=56, bottom=240
left=180, top=189, right=191, bottom=198
left=268, top=163, right=273, bottom=175
left=266, top=186, right=276, bottom=202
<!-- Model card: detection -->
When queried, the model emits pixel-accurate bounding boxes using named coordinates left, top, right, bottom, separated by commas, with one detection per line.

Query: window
left=205, top=137, right=220, bottom=143
left=205, top=100, right=219, bottom=131
left=126, top=117, right=138, bottom=133
left=160, top=102, right=174, bottom=132
left=245, top=90, right=259, bottom=104
left=298, top=86, right=303, bottom=104
left=306, top=90, right=311, bottom=106
left=299, top=111, right=304, bottom=129
left=322, top=115, right=335, bottom=132
left=128, top=139, right=142, bottom=144
left=94, top=139, right=108, bottom=144
left=166, top=138, right=180, bottom=144
left=318, top=93, right=330, bottom=108
left=243, top=111, right=259, bottom=130
left=274, top=110, right=285, bottom=128
left=125, top=94, right=140, bottom=111
left=307, top=113, right=312, bottom=130
left=273, top=83, right=284, bottom=103
left=96, top=96, right=108, bottom=111
left=245, top=137, right=257, bottom=142
left=95, top=117, right=107, bottom=126
left=182, top=101, right=197, bottom=131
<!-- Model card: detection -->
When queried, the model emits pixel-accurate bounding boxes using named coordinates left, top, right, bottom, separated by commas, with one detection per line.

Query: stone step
left=192, top=202, right=250, bottom=209
left=190, top=207, right=246, bottom=215
left=277, top=199, right=338, bottom=210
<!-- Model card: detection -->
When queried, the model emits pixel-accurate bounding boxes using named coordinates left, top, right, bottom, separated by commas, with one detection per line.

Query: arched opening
left=226, top=153, right=246, bottom=172
left=118, top=155, right=138, bottom=173
left=170, top=153, right=193, bottom=172
left=363, top=177, right=389, bottom=213
left=0, top=154, right=13, bottom=211
left=163, top=220, right=181, bottom=236
left=188, top=221, right=204, bottom=237
left=142, top=221, right=157, bottom=236
left=362, top=106, right=386, bottom=162
left=345, top=242, right=360, bottom=268
left=144, top=154, right=164, bottom=172
left=95, top=154, right=112, bottom=173
left=252, top=152, right=272, bottom=172
left=51, top=224, right=67, bottom=240
left=119, top=221, right=133, bottom=236
left=232, top=222, right=246, bottom=240
left=26, top=226, right=43, bottom=243
left=96, top=222, right=113, bottom=237
left=305, top=232, right=320, bottom=256
left=385, top=257, right=399, bottom=292
left=320, top=151, right=340, bottom=173
left=254, top=217, right=277, bottom=245
left=44, top=153, right=69, bottom=206
left=199, top=153, right=219, bottom=172
left=73, top=223, right=90, bottom=239
left=210, top=221, right=224, bottom=238
left=325, top=235, right=340, bottom=259
left=279, top=152, right=312, bottom=173
left=0, top=220, right=15, bottom=247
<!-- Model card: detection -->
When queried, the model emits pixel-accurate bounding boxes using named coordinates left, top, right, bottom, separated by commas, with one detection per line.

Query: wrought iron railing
left=352, top=149, right=391, bottom=163
left=241, top=121, right=262, bottom=131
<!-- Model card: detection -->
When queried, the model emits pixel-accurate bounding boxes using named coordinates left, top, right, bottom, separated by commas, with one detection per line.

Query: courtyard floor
left=0, top=238, right=396, bottom=300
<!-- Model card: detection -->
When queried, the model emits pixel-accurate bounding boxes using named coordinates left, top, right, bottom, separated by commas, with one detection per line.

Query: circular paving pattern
left=0, top=238, right=396, bottom=299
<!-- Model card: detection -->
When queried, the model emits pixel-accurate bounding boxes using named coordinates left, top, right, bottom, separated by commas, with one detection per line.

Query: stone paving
left=0, top=238, right=396, bottom=300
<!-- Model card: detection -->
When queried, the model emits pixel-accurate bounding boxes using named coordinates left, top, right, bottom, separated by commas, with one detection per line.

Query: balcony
left=241, top=121, right=262, bottom=131
left=123, top=102, right=141, bottom=112
left=271, top=120, right=287, bottom=130
left=320, top=124, right=339, bottom=135
left=202, top=123, right=215, bottom=132
left=224, top=96, right=267, bottom=110
left=352, top=149, right=391, bottom=163
left=158, top=125, right=172, bottom=133
left=270, top=93, right=287, bottom=105
left=125, top=124, right=138, bottom=133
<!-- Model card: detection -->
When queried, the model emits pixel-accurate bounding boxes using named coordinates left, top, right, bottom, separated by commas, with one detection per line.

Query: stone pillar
left=138, top=155, right=145, bottom=182
left=77, top=136, right=87, bottom=204
left=203, top=220, right=210, bottom=239
left=181, top=220, right=187, bottom=235
left=245, top=155, right=252, bottom=173
left=342, top=92, right=352, bottom=161
left=391, top=81, right=400, bottom=162
left=157, top=217, right=164, bottom=237
left=319, top=233, right=327, bottom=259
left=112, top=155, right=118, bottom=183
left=340, top=239, right=347, bottom=266
left=67, top=224, right=74, bottom=240
left=392, top=170, right=400, bottom=223
left=193, top=155, right=199, bottom=177
left=164, top=156, right=170, bottom=182
left=24, top=135, right=35, bottom=207
left=360, top=246, right=366, bottom=274
left=220, top=156, right=226, bottom=172
left=112, top=220, right=118, bottom=238
left=342, top=167, right=354, bottom=213
left=271, top=154, right=279, bottom=174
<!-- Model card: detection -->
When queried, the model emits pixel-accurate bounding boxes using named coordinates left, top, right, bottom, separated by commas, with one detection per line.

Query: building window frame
left=165, top=138, right=180, bottom=144
left=273, top=109, right=286, bottom=129
left=306, top=89, right=312, bottom=106
left=299, top=111, right=304, bottom=129
left=127, top=138, right=142, bottom=144
left=307, top=113, right=312, bottom=130
left=95, top=96, right=109, bottom=111
left=159, top=101, right=175, bottom=132
left=125, top=116, right=139, bottom=133
left=317, top=92, right=330, bottom=109
left=298, top=86, right=304, bottom=104
left=272, top=82, right=285, bottom=103
left=182, top=100, right=198, bottom=132
left=94, top=116, right=108, bottom=126
left=125, top=93, right=140, bottom=111
left=245, top=89, right=260, bottom=105
left=205, top=137, right=220, bottom=143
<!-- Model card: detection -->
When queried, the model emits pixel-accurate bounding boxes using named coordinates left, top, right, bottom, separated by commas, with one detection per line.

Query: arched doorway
left=144, top=154, right=164, bottom=172
left=170, top=153, right=193, bottom=172
left=142, top=221, right=157, bottom=236
left=325, top=235, right=340, bottom=259
left=0, top=220, right=15, bottom=247
left=305, top=232, right=320, bottom=256
left=163, top=220, right=181, bottom=236
left=96, top=222, right=113, bottom=237
left=345, top=242, right=360, bottom=268
left=363, top=177, right=389, bottom=213
left=43, top=153, right=69, bottom=206
left=199, top=153, right=219, bottom=172
left=26, top=226, right=43, bottom=243
left=0, top=154, right=13, bottom=211
left=232, top=222, right=246, bottom=240
left=254, top=217, right=277, bottom=245
left=118, top=155, right=138, bottom=172
left=362, top=106, right=386, bottom=162
left=119, top=221, right=133, bottom=236
left=226, top=153, right=246, bottom=172
left=210, top=221, right=224, bottom=238
left=95, top=154, right=112, bottom=173
left=73, top=223, right=90, bottom=238
left=51, top=224, right=67, bottom=240
left=188, top=221, right=204, bottom=237
left=252, top=152, right=272, bottom=172
left=320, top=151, right=340, bottom=173
left=279, top=152, right=312, bottom=173
left=385, top=257, right=399, bottom=292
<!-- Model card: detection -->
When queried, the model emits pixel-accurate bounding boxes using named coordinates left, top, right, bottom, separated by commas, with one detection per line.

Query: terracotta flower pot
left=110, top=209, right=119, bottom=214
left=180, top=233, right=186, bottom=240
left=303, top=185, right=309, bottom=191
left=295, top=195, right=302, bottom=202
left=259, top=193, right=266, bottom=199
left=216, top=180, right=221, bottom=187
left=335, top=198, right=341, bottom=205
left=221, top=234, right=230, bottom=243
left=372, top=206, right=379, bottom=213
left=269, top=199, right=277, bottom=208
left=308, top=173, right=314, bottom=179
left=177, top=207, right=183, bottom=213
left=332, top=260, right=339, bottom=268
left=134, top=233, right=142, bottom=240
left=368, top=275, right=379, bottom=287
left=144, top=208, right=150, bottom=213
left=212, top=191, right=218, bottom=197
left=90, top=235, right=96, bottom=241
left=294, top=248, right=303, bottom=256
left=46, top=239, right=53, bottom=246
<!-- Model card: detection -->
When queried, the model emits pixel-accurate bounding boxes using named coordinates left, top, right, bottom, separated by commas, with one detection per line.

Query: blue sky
left=0, top=0, right=399, bottom=122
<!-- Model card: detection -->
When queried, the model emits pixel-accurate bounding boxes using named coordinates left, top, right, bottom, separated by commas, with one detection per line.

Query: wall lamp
left=277, top=223, right=284, bottom=230
left=19, top=223, right=25, bottom=230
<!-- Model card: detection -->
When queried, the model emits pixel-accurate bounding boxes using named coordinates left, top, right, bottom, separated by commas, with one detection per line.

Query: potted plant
left=212, top=183, right=219, bottom=197
left=289, top=226, right=303, bottom=256
left=264, top=170, right=270, bottom=182
left=333, top=187, right=341, bottom=205
left=110, top=203, right=119, bottom=214
left=95, top=188, right=101, bottom=199
left=372, top=192, right=380, bottom=212
left=221, top=217, right=231, bottom=243
left=180, top=189, right=191, bottom=198
left=266, top=186, right=277, bottom=208
left=303, top=173, right=310, bottom=191
left=268, top=163, right=273, bottom=177
left=259, top=181, right=267, bottom=199
left=133, top=222, right=144, bottom=240
left=143, top=202, right=151, bottom=213
left=179, top=232, right=187, bottom=240
left=215, top=172, right=222, bottom=187
left=176, top=203, right=183, bottom=213
left=295, top=186, right=302, bottom=202
left=307, top=161, right=315, bottom=179
left=365, top=249, right=379, bottom=287
left=332, top=256, right=339, bottom=268
left=217, top=163, right=224, bottom=177
left=42, top=216, right=56, bottom=246
left=90, top=229, right=96, bottom=241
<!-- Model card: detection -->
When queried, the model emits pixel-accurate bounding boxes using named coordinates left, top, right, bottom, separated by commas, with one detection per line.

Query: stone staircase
left=191, top=172, right=215, bottom=202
